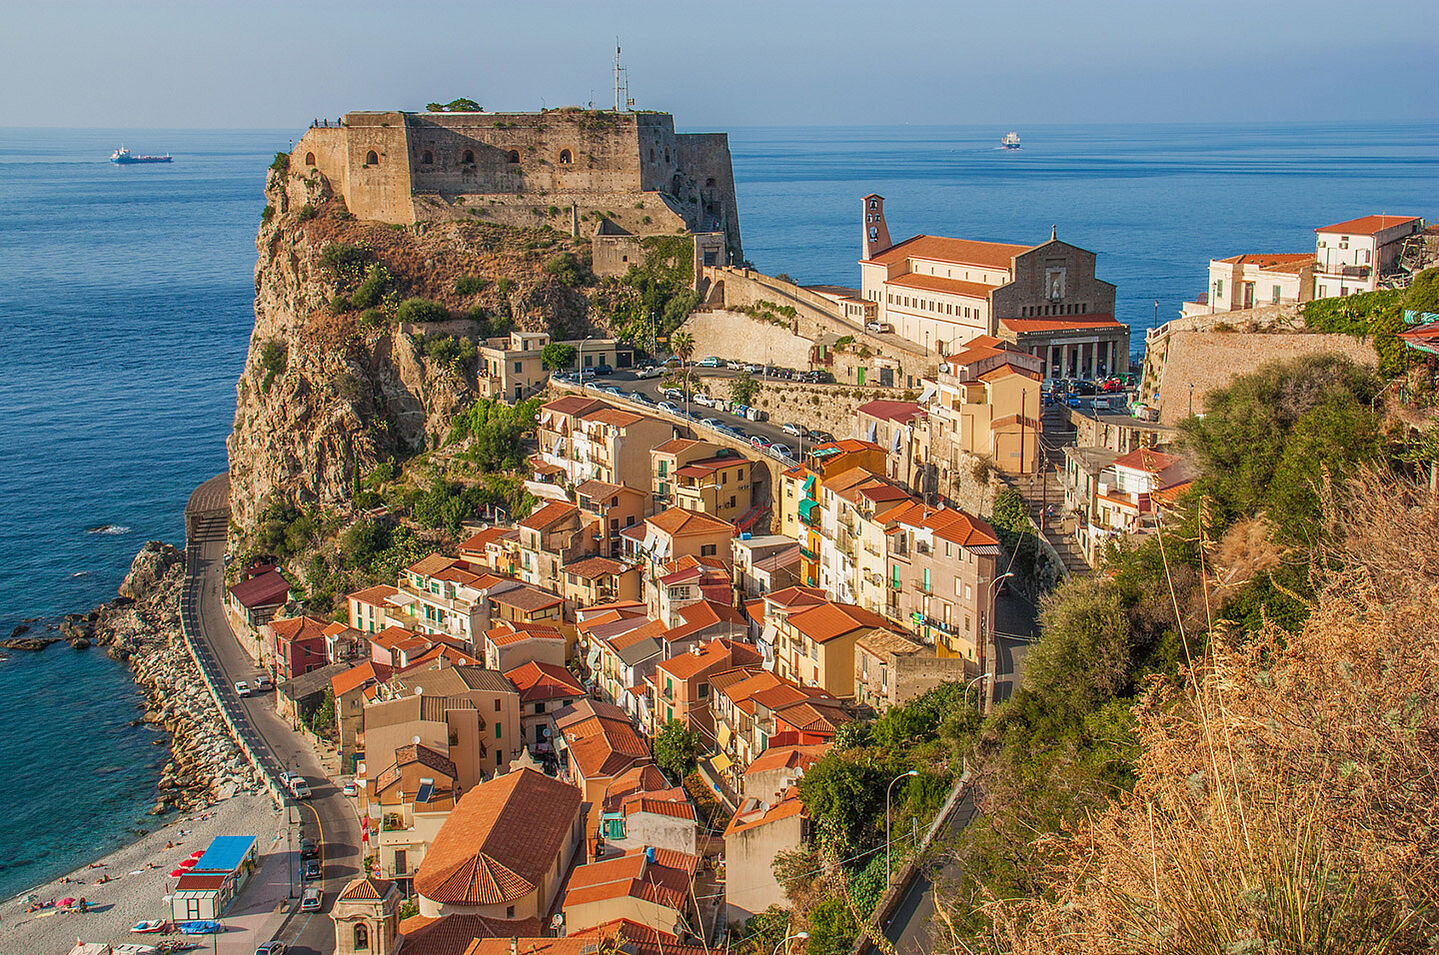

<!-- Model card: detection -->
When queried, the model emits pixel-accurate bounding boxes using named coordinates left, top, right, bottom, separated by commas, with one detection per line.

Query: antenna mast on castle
left=613, top=39, right=631, bottom=112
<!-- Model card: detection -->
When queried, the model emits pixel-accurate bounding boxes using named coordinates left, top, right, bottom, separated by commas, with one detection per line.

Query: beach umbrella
left=189, top=849, right=205, bottom=857
left=168, top=869, right=186, bottom=878
left=178, top=859, right=197, bottom=868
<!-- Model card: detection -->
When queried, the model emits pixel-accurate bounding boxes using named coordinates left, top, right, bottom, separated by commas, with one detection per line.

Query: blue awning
left=798, top=498, right=818, bottom=522
left=802, top=475, right=816, bottom=495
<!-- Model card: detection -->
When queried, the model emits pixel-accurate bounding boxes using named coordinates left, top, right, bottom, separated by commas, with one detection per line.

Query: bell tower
left=333, top=877, right=400, bottom=955
left=862, top=193, right=892, bottom=261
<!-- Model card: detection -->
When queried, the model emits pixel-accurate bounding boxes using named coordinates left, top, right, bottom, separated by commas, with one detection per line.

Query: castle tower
left=862, top=194, right=892, bottom=261
left=332, top=876, right=400, bottom=955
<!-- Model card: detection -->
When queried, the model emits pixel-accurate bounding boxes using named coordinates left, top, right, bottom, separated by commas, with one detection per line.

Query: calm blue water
left=0, top=122, right=1435, bottom=898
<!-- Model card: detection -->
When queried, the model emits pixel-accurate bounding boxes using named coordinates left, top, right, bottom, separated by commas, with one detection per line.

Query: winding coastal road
left=186, top=474, right=357, bottom=954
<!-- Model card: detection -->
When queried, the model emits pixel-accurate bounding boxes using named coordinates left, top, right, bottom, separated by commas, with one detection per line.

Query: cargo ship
left=110, top=146, right=172, bottom=164
left=1001, top=131, right=1021, bottom=149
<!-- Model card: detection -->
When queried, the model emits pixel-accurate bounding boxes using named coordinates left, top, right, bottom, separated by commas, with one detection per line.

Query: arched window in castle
left=558, top=149, right=573, bottom=165
left=664, top=149, right=670, bottom=164
left=354, top=923, right=369, bottom=949
left=304, top=152, right=316, bottom=167
left=705, top=177, right=716, bottom=189
left=421, top=150, right=434, bottom=164
left=365, top=150, right=378, bottom=166
left=462, top=150, right=475, bottom=164
left=507, top=150, right=520, bottom=164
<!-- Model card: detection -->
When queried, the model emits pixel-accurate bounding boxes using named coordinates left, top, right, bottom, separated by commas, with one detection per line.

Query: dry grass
left=950, top=469, right=1439, bottom=954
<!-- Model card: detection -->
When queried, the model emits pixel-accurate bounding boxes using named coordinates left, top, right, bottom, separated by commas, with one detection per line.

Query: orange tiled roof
left=518, top=500, right=578, bottom=531
left=646, top=507, right=734, bottom=538
left=485, top=622, right=564, bottom=647
left=652, top=437, right=707, bottom=455
left=338, top=876, right=393, bottom=901
left=887, top=272, right=997, bottom=299
left=743, top=743, right=830, bottom=777
left=865, top=234, right=1030, bottom=270
left=414, top=769, right=581, bottom=907
left=724, top=794, right=806, bottom=836
left=1315, top=214, right=1421, bottom=236
left=541, top=395, right=610, bottom=417
left=408, top=553, right=460, bottom=577
left=331, top=660, right=393, bottom=698
left=504, top=660, right=585, bottom=703
left=269, top=615, right=330, bottom=644
left=348, top=583, right=399, bottom=605
left=1216, top=252, right=1315, bottom=271
left=784, top=601, right=896, bottom=644
left=1112, top=446, right=1181, bottom=474
left=560, top=711, right=652, bottom=781
left=998, top=313, right=1123, bottom=334
left=581, top=407, right=650, bottom=428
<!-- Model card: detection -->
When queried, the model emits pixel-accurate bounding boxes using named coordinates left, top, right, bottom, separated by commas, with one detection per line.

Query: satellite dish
left=413, top=686, right=423, bottom=696
left=412, top=735, right=421, bottom=744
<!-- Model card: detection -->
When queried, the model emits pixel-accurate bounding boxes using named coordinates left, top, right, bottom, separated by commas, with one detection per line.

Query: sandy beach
left=2, top=793, right=286, bottom=954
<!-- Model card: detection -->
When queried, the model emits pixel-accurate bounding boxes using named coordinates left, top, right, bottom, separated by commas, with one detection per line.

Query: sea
left=0, top=121, right=1435, bottom=899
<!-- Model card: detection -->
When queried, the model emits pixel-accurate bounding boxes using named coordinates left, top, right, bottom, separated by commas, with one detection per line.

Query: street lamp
left=576, top=335, right=594, bottom=392
left=773, top=931, right=809, bottom=955
left=886, top=770, right=920, bottom=882
left=982, top=572, right=1015, bottom=715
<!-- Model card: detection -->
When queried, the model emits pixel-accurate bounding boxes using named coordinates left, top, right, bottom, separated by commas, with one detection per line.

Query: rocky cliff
left=227, top=161, right=602, bottom=532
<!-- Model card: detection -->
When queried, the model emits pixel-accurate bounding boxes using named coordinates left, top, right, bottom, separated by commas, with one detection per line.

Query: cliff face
left=227, top=163, right=598, bottom=532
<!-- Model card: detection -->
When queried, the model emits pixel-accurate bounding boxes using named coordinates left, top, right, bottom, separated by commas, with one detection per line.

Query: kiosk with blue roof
left=169, top=835, right=258, bottom=922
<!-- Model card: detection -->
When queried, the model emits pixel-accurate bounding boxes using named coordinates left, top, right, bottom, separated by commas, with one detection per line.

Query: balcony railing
left=1315, top=263, right=1370, bottom=278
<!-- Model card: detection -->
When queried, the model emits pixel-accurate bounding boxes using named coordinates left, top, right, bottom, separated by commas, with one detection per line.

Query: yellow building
left=922, top=336, right=1043, bottom=476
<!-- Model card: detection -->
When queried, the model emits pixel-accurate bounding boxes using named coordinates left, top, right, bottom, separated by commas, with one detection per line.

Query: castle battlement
left=291, top=107, right=742, bottom=265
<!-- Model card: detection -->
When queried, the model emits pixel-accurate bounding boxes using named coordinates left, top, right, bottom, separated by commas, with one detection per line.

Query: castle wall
left=337, top=112, right=415, bottom=224
left=677, top=132, right=743, bottom=263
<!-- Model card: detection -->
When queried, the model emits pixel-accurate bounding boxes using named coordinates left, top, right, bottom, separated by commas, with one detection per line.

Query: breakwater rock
left=89, top=541, right=262, bottom=813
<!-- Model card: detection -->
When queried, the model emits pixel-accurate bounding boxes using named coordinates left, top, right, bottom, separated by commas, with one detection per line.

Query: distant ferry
left=110, top=146, right=172, bottom=164
left=1001, top=131, right=1022, bottom=150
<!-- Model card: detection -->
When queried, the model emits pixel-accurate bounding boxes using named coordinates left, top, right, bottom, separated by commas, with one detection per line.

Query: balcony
left=1315, top=262, right=1370, bottom=279
left=382, top=813, right=410, bottom=832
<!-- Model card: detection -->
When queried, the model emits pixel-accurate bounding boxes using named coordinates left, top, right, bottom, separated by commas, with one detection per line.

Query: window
left=304, top=152, right=316, bottom=166
left=421, top=150, right=434, bottom=164
left=354, top=923, right=370, bottom=949
left=514, top=361, right=522, bottom=373
left=506, top=905, right=515, bottom=918
left=495, top=722, right=502, bottom=738
left=364, top=150, right=378, bottom=165
left=558, top=149, right=573, bottom=165
left=658, top=461, right=667, bottom=476
left=701, top=544, right=717, bottom=557
left=462, top=149, right=475, bottom=164
left=507, top=149, right=520, bottom=163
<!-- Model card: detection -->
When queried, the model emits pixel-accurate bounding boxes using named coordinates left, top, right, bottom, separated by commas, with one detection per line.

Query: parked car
left=255, top=942, right=289, bottom=955
left=808, top=370, right=835, bottom=384
left=299, top=838, right=318, bottom=860
left=289, top=778, right=312, bottom=800
left=657, top=401, right=678, bottom=415
left=750, top=435, right=773, bottom=450
left=693, top=393, right=714, bottom=407
left=300, top=887, right=322, bottom=912
left=301, top=859, right=321, bottom=881
left=745, top=363, right=764, bottom=374
left=233, top=681, right=251, bottom=698
left=700, top=417, right=722, bottom=429
left=636, top=365, right=663, bottom=379
left=781, top=422, right=807, bottom=437
left=630, top=392, right=653, bottom=405
left=769, top=444, right=794, bottom=460
left=662, top=388, right=684, bottom=401
left=254, top=675, right=274, bottom=692
left=865, top=321, right=894, bottom=334
left=278, top=772, right=296, bottom=787
left=809, top=429, right=836, bottom=443
left=698, top=356, right=722, bottom=367
left=342, top=780, right=357, bottom=797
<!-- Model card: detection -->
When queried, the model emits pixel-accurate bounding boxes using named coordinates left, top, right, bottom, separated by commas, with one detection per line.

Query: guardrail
left=180, top=507, right=288, bottom=810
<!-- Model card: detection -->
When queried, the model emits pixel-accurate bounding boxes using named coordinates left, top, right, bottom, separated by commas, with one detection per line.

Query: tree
left=427, top=98, right=481, bottom=112
left=396, top=298, right=450, bottom=325
left=541, top=342, right=577, bottom=371
left=669, top=330, right=696, bottom=408
left=652, top=720, right=701, bottom=780
left=728, top=371, right=758, bottom=406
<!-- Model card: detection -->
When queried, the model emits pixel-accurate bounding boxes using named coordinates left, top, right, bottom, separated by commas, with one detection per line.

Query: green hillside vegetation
left=924, top=353, right=1421, bottom=945
left=1302, top=266, right=1439, bottom=375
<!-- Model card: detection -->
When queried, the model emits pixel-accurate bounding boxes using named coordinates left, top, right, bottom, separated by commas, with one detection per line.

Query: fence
left=181, top=487, right=289, bottom=809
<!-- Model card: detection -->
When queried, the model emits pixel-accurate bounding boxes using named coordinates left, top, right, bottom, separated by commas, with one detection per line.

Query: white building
left=1182, top=253, right=1315, bottom=317
left=1314, top=214, right=1424, bottom=297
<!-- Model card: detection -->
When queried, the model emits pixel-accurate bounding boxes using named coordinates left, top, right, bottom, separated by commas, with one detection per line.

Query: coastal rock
left=69, top=636, right=91, bottom=650
left=10, top=624, right=29, bottom=637
left=118, top=541, right=184, bottom=601
left=1, top=636, right=57, bottom=651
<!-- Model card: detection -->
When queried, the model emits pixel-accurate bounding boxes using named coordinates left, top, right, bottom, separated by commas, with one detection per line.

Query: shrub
left=295, top=203, right=317, bottom=222
left=259, top=339, right=286, bottom=393
left=269, top=151, right=289, bottom=175
left=496, top=278, right=512, bottom=297
left=396, top=297, right=449, bottom=325
left=260, top=205, right=275, bottom=224
left=349, top=265, right=390, bottom=310
left=318, top=242, right=373, bottom=280
left=541, top=342, right=577, bottom=370
left=545, top=252, right=584, bottom=287
left=419, top=334, right=476, bottom=374
left=453, top=274, right=488, bottom=296
left=358, top=308, right=386, bottom=331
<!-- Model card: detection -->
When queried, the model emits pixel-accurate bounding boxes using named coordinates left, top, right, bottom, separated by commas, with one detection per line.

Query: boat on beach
left=130, top=918, right=170, bottom=933
left=110, top=146, right=172, bottom=164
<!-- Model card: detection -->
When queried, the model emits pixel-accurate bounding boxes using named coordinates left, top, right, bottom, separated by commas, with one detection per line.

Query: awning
left=710, top=752, right=733, bottom=774
left=801, top=475, right=816, bottom=495
left=717, top=722, right=732, bottom=749
left=798, top=499, right=818, bottom=522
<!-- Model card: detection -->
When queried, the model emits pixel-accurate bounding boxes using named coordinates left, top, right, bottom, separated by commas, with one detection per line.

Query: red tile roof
left=1315, top=214, right=1421, bottom=236
left=784, top=601, right=896, bottom=644
left=228, top=569, right=290, bottom=609
left=998, top=313, right=1124, bottom=334
left=743, top=743, right=830, bottom=777
left=542, top=395, right=610, bottom=417
left=562, top=847, right=697, bottom=912
left=331, top=660, right=393, bottom=698
left=646, top=507, right=734, bottom=538
left=414, top=769, right=581, bottom=907
left=856, top=399, right=924, bottom=425
left=338, top=876, right=393, bottom=901
left=404, top=913, right=546, bottom=955
left=724, top=794, right=805, bottom=836
left=504, top=660, right=585, bottom=703
left=518, top=500, right=578, bottom=531
left=348, top=583, right=399, bottom=606
left=490, top=586, right=563, bottom=613
left=865, top=234, right=1030, bottom=270
left=887, top=272, right=997, bottom=299
left=269, top=615, right=330, bottom=644
left=560, top=710, right=652, bottom=781
left=1112, top=446, right=1181, bottom=474
left=1216, top=253, right=1314, bottom=272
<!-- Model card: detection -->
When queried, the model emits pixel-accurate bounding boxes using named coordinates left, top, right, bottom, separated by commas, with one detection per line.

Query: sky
left=2, top=0, right=1436, bottom=129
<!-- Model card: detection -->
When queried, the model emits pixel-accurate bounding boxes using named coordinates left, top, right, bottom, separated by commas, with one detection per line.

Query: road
left=186, top=474, right=358, bottom=954
left=880, top=787, right=981, bottom=955
left=572, top=366, right=825, bottom=461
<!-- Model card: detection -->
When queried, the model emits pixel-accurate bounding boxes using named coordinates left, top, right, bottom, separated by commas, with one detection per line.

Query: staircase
left=1018, top=466, right=1090, bottom=576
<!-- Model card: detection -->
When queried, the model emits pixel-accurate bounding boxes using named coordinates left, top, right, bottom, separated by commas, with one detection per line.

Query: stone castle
left=293, top=108, right=743, bottom=273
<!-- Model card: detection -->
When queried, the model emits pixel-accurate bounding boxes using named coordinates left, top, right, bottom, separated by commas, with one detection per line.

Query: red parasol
left=188, top=850, right=205, bottom=858
left=168, top=869, right=186, bottom=878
